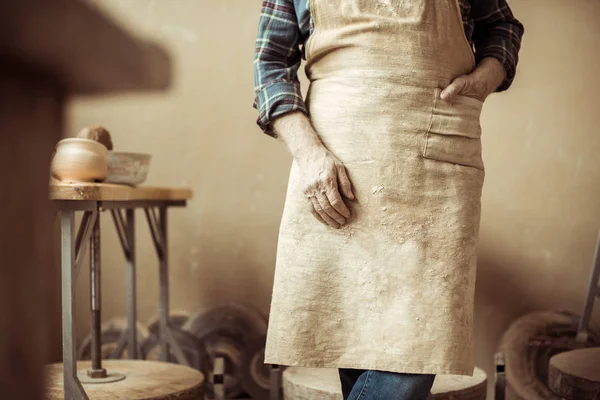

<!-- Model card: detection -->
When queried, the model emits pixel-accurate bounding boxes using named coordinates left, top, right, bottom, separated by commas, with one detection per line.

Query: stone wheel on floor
left=182, top=302, right=268, bottom=398
left=77, top=318, right=149, bottom=360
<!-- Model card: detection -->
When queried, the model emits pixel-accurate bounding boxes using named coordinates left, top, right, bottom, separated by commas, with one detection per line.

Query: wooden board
left=45, top=360, right=204, bottom=400
left=0, top=0, right=171, bottom=95
left=49, top=183, right=192, bottom=202
left=283, top=367, right=487, bottom=400
left=548, top=348, right=600, bottom=400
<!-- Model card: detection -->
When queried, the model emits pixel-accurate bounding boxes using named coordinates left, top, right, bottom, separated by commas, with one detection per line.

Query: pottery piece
left=76, top=126, right=113, bottom=150
left=105, top=152, right=151, bottom=186
left=50, top=138, right=108, bottom=182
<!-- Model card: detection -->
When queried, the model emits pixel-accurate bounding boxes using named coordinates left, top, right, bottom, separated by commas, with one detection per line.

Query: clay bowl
left=105, top=152, right=151, bottom=186
left=51, top=138, right=108, bottom=183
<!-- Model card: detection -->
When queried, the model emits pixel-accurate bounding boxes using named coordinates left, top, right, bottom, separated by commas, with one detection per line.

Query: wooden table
left=51, top=183, right=193, bottom=400
left=0, top=0, right=171, bottom=398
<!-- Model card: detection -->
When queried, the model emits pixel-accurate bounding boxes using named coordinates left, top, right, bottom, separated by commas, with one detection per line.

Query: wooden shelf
left=0, top=0, right=171, bottom=94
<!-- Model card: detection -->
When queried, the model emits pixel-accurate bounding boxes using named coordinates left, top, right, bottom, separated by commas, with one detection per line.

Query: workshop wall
left=65, top=0, right=600, bottom=397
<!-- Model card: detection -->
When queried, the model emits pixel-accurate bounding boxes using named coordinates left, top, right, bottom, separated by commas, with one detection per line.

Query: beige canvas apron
left=265, top=0, right=485, bottom=376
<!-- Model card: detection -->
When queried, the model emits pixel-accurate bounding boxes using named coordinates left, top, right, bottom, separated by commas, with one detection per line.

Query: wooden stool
left=283, top=368, right=340, bottom=399
left=549, top=348, right=600, bottom=400
left=431, top=367, right=487, bottom=400
left=282, top=367, right=487, bottom=400
left=45, top=360, right=204, bottom=400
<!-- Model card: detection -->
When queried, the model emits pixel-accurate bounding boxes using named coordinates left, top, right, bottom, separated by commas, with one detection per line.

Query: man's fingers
left=309, top=206, right=328, bottom=226
left=325, top=187, right=350, bottom=219
left=337, top=165, right=355, bottom=200
left=316, top=193, right=346, bottom=226
left=310, top=197, right=341, bottom=228
left=440, top=75, right=467, bottom=100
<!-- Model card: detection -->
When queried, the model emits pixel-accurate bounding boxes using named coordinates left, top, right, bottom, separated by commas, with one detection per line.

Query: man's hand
left=296, top=146, right=354, bottom=228
left=273, top=111, right=354, bottom=229
left=441, top=57, right=507, bottom=102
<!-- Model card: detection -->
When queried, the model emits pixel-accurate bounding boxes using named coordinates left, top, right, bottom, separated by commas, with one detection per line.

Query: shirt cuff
left=477, top=44, right=518, bottom=92
left=254, top=80, right=308, bottom=137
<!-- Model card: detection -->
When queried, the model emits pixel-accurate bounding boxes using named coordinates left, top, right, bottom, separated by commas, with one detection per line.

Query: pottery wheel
left=45, top=360, right=204, bottom=400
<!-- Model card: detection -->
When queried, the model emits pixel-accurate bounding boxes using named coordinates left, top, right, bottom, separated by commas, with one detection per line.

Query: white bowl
left=105, top=152, right=151, bottom=186
left=51, top=138, right=108, bottom=183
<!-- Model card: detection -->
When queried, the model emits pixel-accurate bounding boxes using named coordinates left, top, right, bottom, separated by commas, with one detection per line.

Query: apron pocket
left=422, top=88, right=484, bottom=171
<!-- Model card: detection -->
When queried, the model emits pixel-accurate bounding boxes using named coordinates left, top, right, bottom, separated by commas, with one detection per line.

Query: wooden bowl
left=50, top=138, right=108, bottom=182
left=105, top=152, right=151, bottom=186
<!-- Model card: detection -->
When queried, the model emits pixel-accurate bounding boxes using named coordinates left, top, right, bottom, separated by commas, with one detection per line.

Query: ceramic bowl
left=51, top=138, right=108, bottom=182
left=105, top=152, right=151, bottom=186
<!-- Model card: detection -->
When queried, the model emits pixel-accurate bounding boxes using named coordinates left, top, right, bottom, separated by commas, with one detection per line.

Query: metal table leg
left=158, top=206, right=170, bottom=361
left=145, top=206, right=188, bottom=365
left=88, top=214, right=107, bottom=378
left=126, top=209, right=137, bottom=359
left=110, top=209, right=138, bottom=359
left=61, top=211, right=89, bottom=400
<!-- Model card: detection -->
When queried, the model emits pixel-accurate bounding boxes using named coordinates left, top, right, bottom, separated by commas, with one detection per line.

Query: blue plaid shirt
left=254, top=0, right=524, bottom=136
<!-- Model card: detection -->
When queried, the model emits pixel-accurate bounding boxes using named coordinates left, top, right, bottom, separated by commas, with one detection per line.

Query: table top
left=49, top=183, right=192, bottom=202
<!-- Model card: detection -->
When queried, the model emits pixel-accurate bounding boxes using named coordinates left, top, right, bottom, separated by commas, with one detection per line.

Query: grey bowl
left=105, top=152, right=151, bottom=186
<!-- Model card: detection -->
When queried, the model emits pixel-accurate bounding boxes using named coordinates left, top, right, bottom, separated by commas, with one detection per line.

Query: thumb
left=440, top=75, right=468, bottom=101
left=337, top=164, right=355, bottom=200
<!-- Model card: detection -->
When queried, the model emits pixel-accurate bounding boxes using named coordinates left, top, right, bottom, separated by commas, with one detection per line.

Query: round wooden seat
left=283, top=367, right=487, bottom=400
left=431, top=367, right=487, bottom=400
left=45, top=360, right=204, bottom=400
left=549, top=347, right=600, bottom=400
left=283, top=367, right=341, bottom=399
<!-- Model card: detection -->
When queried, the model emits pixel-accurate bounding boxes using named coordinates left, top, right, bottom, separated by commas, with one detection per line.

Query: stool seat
left=432, top=367, right=487, bottom=400
left=282, top=367, right=487, bottom=400
left=549, top=347, right=600, bottom=400
left=45, top=360, right=204, bottom=400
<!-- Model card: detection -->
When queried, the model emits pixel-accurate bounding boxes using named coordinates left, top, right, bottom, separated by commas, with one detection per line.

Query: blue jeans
left=338, top=369, right=435, bottom=400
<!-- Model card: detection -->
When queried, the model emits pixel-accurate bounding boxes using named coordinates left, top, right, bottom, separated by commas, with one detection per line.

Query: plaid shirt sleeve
left=253, top=0, right=307, bottom=137
left=470, top=0, right=524, bottom=91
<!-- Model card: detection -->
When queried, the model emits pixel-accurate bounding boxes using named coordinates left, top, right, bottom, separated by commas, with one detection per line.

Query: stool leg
left=213, top=357, right=225, bottom=400
left=88, top=213, right=106, bottom=377
left=61, top=211, right=88, bottom=399
left=159, top=206, right=169, bottom=361
left=270, top=365, right=282, bottom=400
left=126, top=209, right=137, bottom=359
left=577, top=233, right=600, bottom=343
